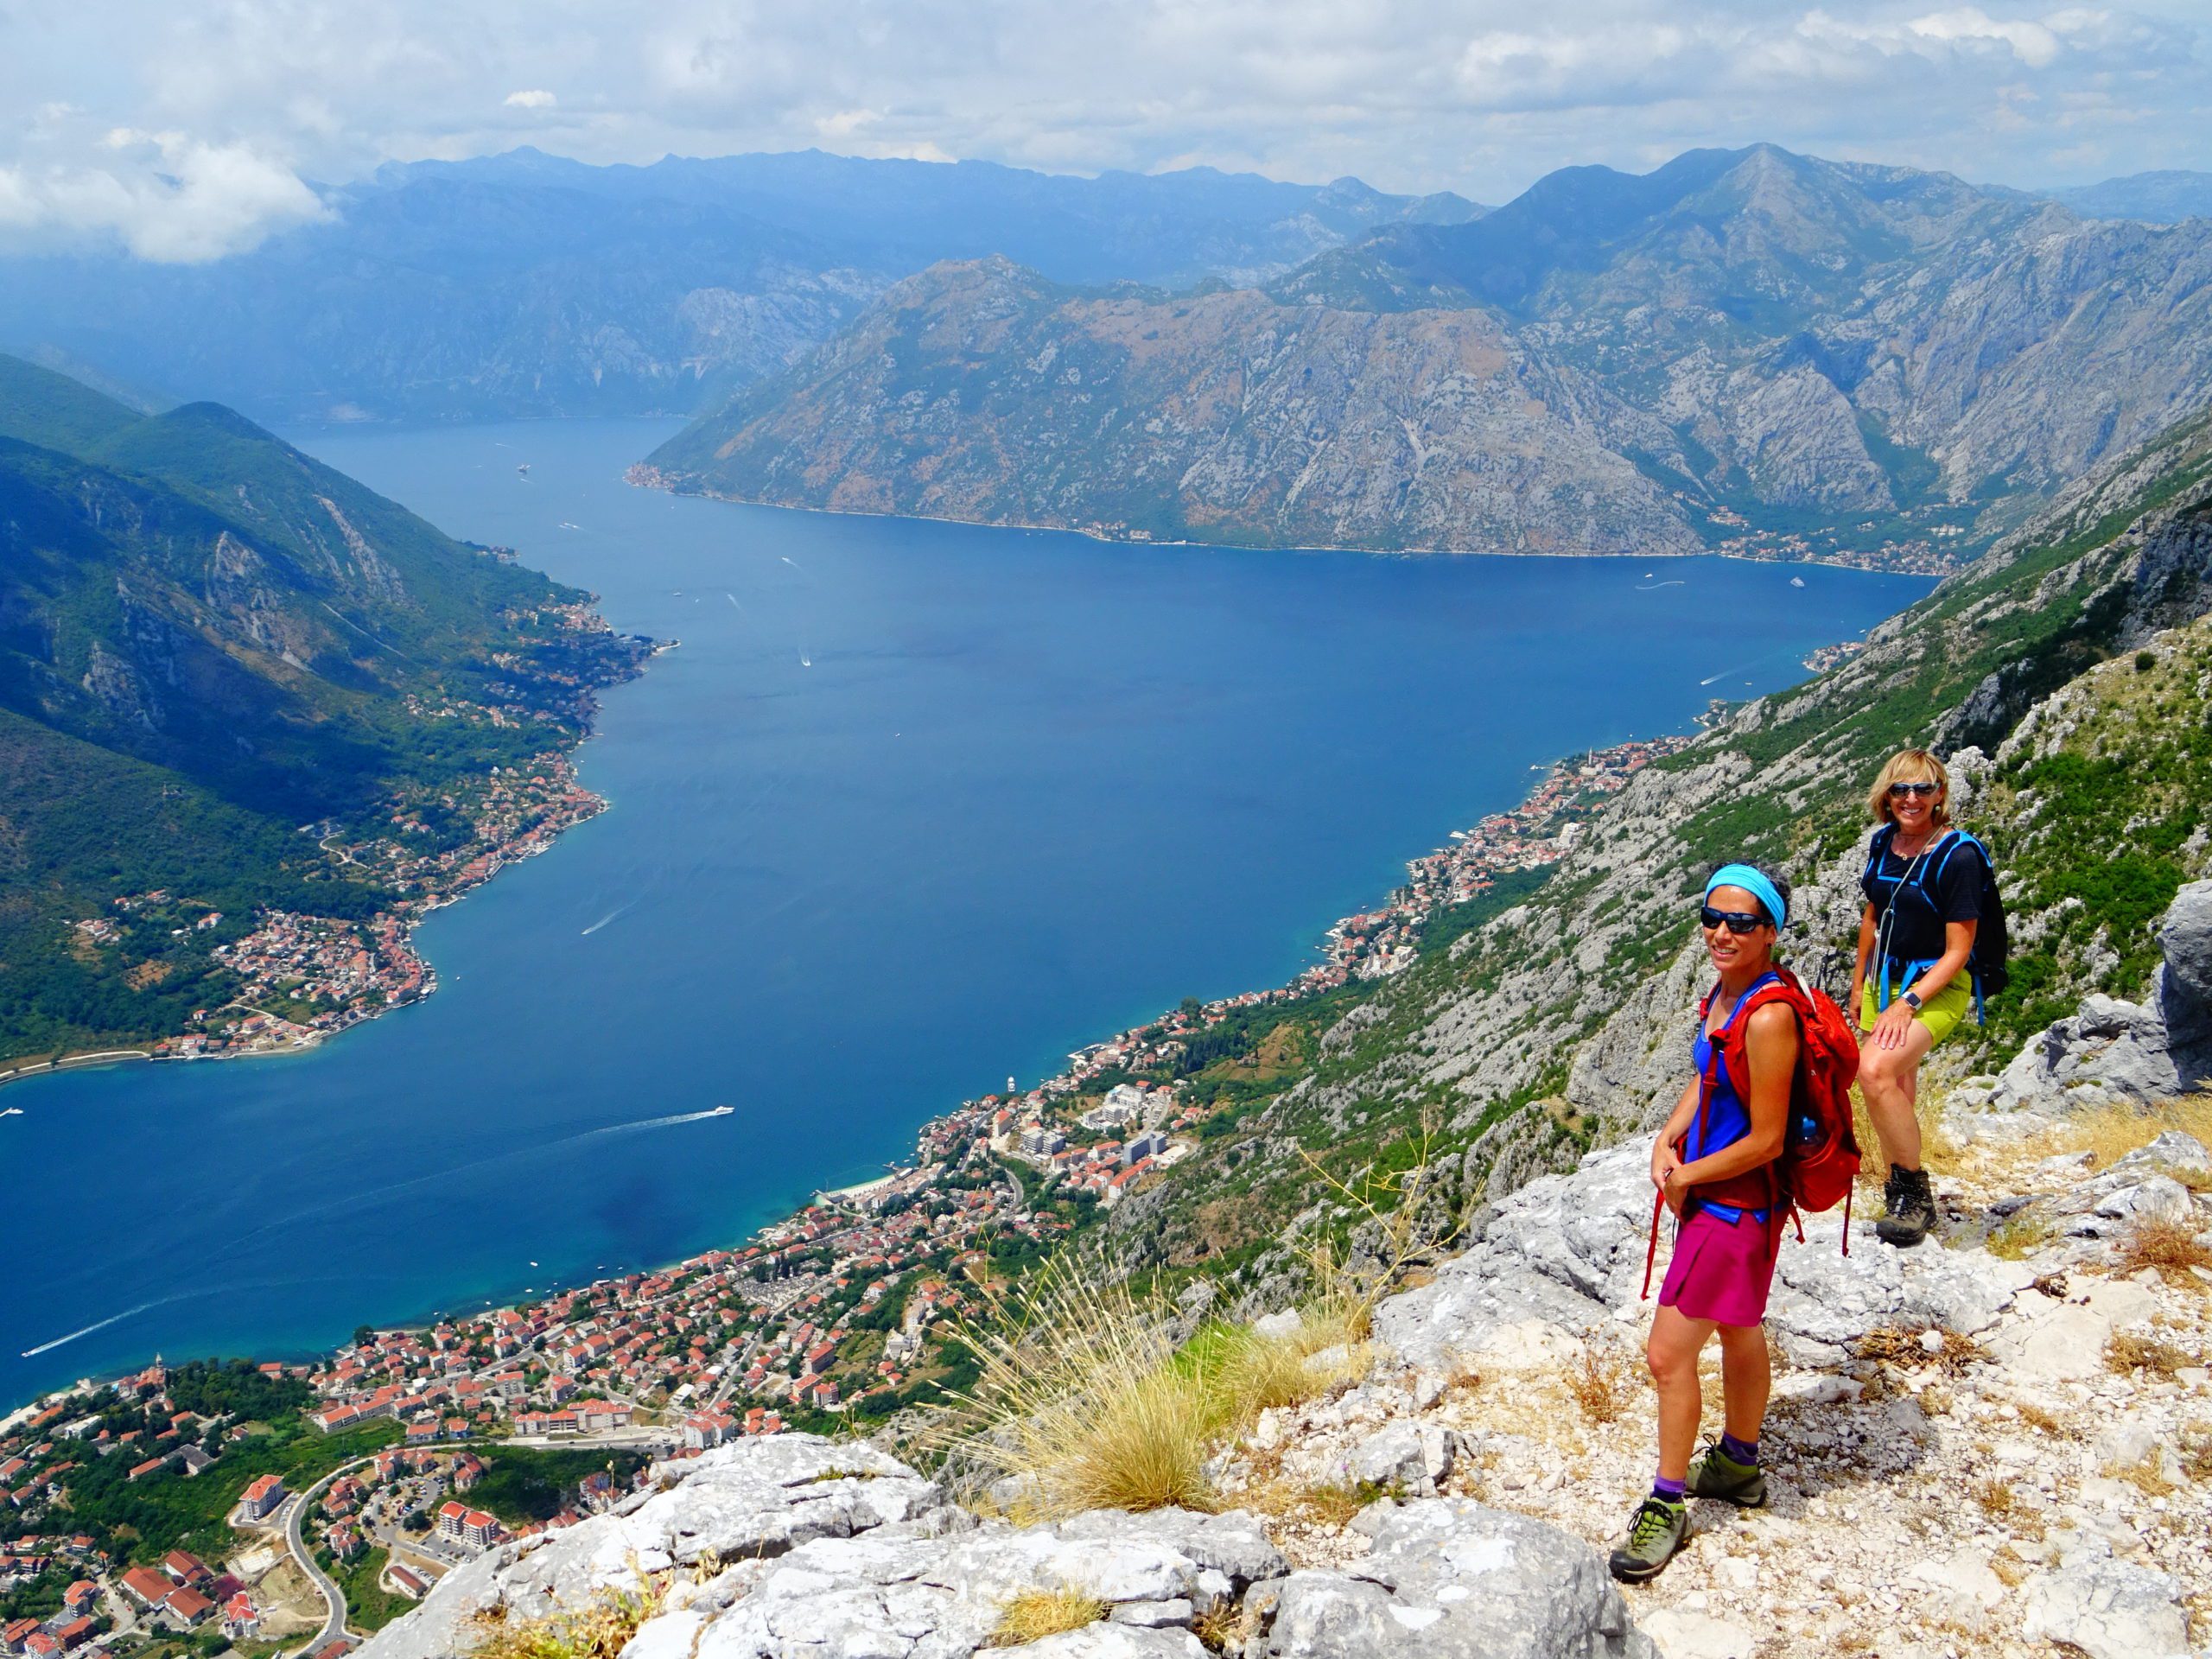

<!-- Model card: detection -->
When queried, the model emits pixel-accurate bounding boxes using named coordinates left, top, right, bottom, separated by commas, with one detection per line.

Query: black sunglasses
left=1699, top=904, right=1767, bottom=934
left=1887, top=781, right=1941, bottom=798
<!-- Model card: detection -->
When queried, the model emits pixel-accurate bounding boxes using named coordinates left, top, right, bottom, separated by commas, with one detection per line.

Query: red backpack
left=1641, top=966, right=1862, bottom=1299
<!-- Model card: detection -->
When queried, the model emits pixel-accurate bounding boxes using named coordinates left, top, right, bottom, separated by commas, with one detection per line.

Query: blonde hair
left=1868, top=747, right=1952, bottom=826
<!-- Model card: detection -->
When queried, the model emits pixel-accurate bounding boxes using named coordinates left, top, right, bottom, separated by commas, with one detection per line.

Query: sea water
left=0, top=419, right=1931, bottom=1408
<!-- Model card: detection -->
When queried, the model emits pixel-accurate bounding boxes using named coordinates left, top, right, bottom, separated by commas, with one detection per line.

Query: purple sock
left=1720, top=1432, right=1759, bottom=1465
left=1651, top=1474, right=1687, bottom=1503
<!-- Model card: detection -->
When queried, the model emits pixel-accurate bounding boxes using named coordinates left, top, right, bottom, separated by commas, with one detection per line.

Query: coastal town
left=52, top=755, right=616, bottom=1066
left=2, top=729, right=1705, bottom=1656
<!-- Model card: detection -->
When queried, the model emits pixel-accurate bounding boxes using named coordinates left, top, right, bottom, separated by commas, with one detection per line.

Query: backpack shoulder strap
left=1713, top=974, right=1801, bottom=1098
left=1866, top=822, right=1897, bottom=883
left=1921, top=828, right=1966, bottom=888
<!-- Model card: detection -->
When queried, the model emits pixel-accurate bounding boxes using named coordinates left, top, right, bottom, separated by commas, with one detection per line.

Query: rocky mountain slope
left=641, top=257, right=1697, bottom=556
left=651, top=147, right=2212, bottom=563
left=0, top=152, right=1478, bottom=423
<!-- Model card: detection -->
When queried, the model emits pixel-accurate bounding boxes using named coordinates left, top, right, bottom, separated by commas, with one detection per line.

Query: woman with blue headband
left=1611, top=861, right=1800, bottom=1586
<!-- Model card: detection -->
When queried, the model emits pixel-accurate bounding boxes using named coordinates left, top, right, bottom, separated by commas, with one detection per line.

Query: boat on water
left=517, top=463, right=530, bottom=475
left=709, top=1104, right=734, bottom=1117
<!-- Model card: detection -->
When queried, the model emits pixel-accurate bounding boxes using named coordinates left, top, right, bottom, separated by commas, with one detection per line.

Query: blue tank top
left=1688, top=972, right=1779, bottom=1224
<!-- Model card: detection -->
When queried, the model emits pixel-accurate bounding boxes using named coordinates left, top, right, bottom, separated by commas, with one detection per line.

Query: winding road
left=277, top=1454, right=377, bottom=1656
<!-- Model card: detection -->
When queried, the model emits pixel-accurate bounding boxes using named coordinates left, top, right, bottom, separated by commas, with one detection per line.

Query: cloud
left=0, top=130, right=327, bottom=262
left=0, top=0, right=2203, bottom=261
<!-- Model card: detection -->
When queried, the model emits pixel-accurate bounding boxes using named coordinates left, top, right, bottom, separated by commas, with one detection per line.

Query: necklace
left=1891, top=827, right=1936, bottom=859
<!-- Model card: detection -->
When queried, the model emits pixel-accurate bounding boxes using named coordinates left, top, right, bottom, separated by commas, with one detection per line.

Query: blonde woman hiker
left=1853, top=747, right=1994, bottom=1248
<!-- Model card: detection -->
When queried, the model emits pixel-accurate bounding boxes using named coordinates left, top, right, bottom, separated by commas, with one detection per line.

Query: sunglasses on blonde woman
left=1887, top=781, right=1940, bottom=798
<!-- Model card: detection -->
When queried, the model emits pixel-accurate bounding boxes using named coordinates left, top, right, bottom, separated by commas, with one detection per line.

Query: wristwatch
left=1902, top=989, right=1924, bottom=1011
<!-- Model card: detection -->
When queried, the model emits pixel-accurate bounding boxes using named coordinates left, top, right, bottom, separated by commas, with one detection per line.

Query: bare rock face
left=2021, top=1548, right=2193, bottom=1659
left=648, top=259, right=1702, bottom=560
left=354, top=1437, right=1664, bottom=1659
left=358, top=1438, right=948, bottom=1659
left=1259, top=1501, right=1652, bottom=1658
left=1374, top=1145, right=2031, bottom=1372
left=1987, top=880, right=2212, bottom=1114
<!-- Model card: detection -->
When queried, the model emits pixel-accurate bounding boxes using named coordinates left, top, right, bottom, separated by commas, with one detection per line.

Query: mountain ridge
left=649, top=145, right=2212, bottom=565
left=0, top=152, right=1483, bottom=424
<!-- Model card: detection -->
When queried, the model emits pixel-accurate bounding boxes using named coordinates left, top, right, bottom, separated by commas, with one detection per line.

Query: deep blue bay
left=0, top=419, right=1932, bottom=1408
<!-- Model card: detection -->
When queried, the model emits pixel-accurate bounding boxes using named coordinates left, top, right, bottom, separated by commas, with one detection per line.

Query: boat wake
left=1638, top=580, right=1686, bottom=590
left=578, top=1106, right=736, bottom=1139
left=582, top=901, right=635, bottom=937
left=22, top=1295, right=185, bottom=1357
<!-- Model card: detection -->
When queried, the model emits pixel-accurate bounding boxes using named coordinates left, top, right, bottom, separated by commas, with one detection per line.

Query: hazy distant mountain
left=0, top=150, right=1481, bottom=424
left=650, top=145, right=2212, bottom=559
left=2050, top=169, right=2212, bottom=225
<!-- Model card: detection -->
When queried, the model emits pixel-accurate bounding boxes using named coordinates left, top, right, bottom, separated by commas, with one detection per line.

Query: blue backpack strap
left=1865, top=822, right=1896, bottom=886
left=1921, top=828, right=1965, bottom=891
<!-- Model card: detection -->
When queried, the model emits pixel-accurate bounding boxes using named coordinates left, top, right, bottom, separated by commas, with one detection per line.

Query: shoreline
left=623, top=465, right=1971, bottom=578
left=0, top=625, right=658, bottom=1094
left=3, top=726, right=1697, bottom=1421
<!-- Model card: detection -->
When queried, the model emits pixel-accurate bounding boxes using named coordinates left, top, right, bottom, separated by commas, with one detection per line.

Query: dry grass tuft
left=934, top=1259, right=1222, bottom=1522
left=932, top=1234, right=1395, bottom=1528
left=1566, top=1345, right=1633, bottom=1427
left=2180, top=1426, right=2212, bottom=1484
left=1970, top=1477, right=2018, bottom=1520
left=2104, top=1452, right=2177, bottom=1498
left=2064, top=1097, right=2212, bottom=1179
left=2015, top=1401, right=2064, bottom=1436
left=2115, top=1218, right=2212, bottom=1287
left=2105, top=1331, right=2190, bottom=1376
left=1247, top=1478, right=1380, bottom=1530
left=1192, top=1601, right=1256, bottom=1654
left=988, top=1587, right=1107, bottom=1647
left=1989, top=1550, right=2031, bottom=1589
left=471, top=1572, right=664, bottom=1659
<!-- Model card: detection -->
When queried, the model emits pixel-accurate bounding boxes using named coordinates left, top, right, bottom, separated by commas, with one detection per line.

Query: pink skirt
left=1657, top=1204, right=1783, bottom=1327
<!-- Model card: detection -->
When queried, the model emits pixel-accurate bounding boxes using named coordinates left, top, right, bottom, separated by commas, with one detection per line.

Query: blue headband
left=1706, top=864, right=1787, bottom=930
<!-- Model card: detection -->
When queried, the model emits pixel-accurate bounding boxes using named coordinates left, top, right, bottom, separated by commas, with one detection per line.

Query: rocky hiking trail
left=353, top=1081, right=2210, bottom=1659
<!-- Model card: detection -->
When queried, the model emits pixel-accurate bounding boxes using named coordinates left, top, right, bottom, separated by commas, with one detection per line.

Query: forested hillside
left=0, top=356, right=648, bottom=1063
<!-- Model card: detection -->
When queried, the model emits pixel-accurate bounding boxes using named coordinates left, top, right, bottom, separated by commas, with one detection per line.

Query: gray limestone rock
left=1002, top=1630, right=1205, bottom=1658
left=1988, top=993, right=2186, bottom=1114
left=1334, top=1423, right=1459, bottom=1497
left=684, top=1508, right=1280, bottom=1659
left=358, top=1437, right=944, bottom=1659
left=1373, top=1146, right=2028, bottom=1372
left=2021, top=1556, right=2192, bottom=1659
left=1257, top=1500, right=1653, bottom=1657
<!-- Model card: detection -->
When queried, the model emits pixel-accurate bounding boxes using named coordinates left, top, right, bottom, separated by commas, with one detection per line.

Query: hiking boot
left=1878, top=1165, right=1936, bottom=1248
left=1687, top=1441, right=1766, bottom=1509
left=1607, top=1497, right=1688, bottom=1584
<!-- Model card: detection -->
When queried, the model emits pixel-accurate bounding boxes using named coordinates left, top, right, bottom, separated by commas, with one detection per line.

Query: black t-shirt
left=1862, top=828, right=1982, bottom=964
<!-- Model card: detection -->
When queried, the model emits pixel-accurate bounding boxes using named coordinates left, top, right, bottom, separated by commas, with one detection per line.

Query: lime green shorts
left=1859, top=977, right=1972, bottom=1047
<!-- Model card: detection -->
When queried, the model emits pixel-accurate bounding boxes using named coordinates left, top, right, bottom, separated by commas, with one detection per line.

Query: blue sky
left=3, top=1, right=2209, bottom=261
